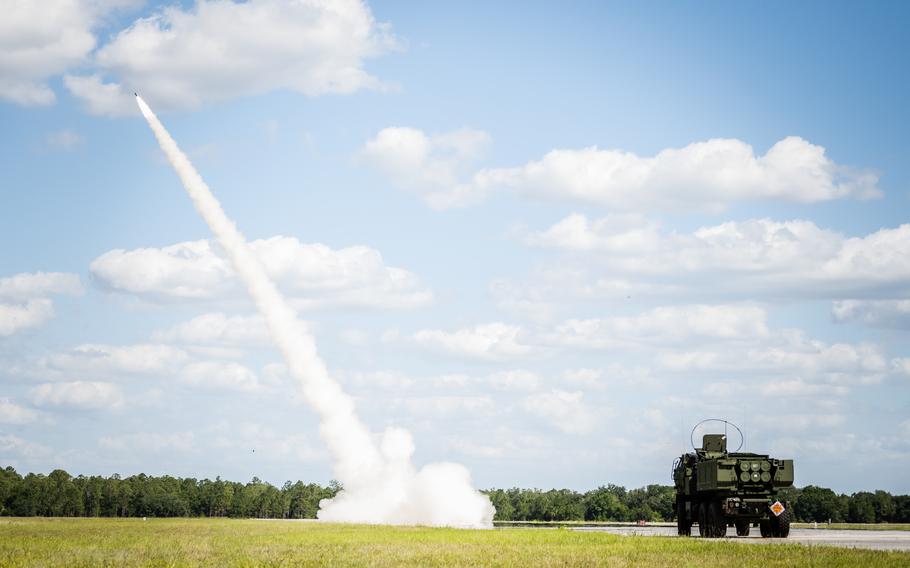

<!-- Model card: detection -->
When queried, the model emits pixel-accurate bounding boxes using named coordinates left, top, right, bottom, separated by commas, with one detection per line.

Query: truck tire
left=677, top=501, right=692, bottom=536
left=697, top=503, right=708, bottom=537
left=708, top=501, right=726, bottom=538
left=759, top=518, right=771, bottom=538
left=770, top=509, right=791, bottom=538
left=735, top=520, right=750, bottom=537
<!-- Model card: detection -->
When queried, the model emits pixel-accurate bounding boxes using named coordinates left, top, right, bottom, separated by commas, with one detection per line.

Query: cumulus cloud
left=390, top=395, right=495, bottom=417
left=521, top=389, right=597, bottom=434
left=29, top=381, right=124, bottom=409
left=152, top=312, right=271, bottom=347
left=0, top=272, right=83, bottom=337
left=0, top=398, right=40, bottom=424
left=0, top=0, right=98, bottom=105
left=832, top=299, right=910, bottom=330
left=361, top=127, right=491, bottom=209
left=364, top=128, right=879, bottom=210
left=413, top=322, right=533, bottom=362
left=66, top=0, right=398, bottom=115
left=703, top=377, right=850, bottom=399
left=90, top=237, right=432, bottom=309
left=0, top=434, right=51, bottom=460
left=179, top=360, right=260, bottom=392
left=345, top=370, right=415, bottom=390
left=0, top=272, right=83, bottom=302
left=504, top=218, right=910, bottom=308
left=24, top=341, right=267, bottom=395
left=0, top=300, right=56, bottom=338
left=658, top=331, right=889, bottom=387
left=548, top=304, right=769, bottom=349
left=38, top=343, right=189, bottom=380
left=488, top=370, right=541, bottom=391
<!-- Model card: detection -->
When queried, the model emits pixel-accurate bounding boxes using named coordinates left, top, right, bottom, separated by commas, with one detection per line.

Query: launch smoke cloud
left=135, top=95, right=494, bottom=527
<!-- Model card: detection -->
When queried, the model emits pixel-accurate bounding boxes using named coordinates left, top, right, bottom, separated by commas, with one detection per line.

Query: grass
left=0, top=517, right=906, bottom=567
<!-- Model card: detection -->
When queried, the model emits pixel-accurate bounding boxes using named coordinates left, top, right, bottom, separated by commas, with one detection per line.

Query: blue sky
left=1, top=0, right=909, bottom=493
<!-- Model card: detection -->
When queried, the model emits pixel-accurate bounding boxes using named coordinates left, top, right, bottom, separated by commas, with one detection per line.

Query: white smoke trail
left=135, top=96, right=494, bottom=527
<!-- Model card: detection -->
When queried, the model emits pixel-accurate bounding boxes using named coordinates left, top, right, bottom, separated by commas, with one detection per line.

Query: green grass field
left=1, top=518, right=907, bottom=567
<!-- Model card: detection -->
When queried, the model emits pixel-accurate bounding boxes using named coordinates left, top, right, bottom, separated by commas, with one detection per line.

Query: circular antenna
left=690, top=418, right=743, bottom=452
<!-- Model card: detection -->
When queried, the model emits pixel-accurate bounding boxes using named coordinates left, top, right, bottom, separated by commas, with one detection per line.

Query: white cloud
left=39, top=343, right=189, bottom=379
left=66, top=0, right=398, bottom=115
left=152, top=312, right=270, bottom=347
left=179, top=361, right=260, bottom=392
left=703, top=377, right=850, bottom=398
left=0, top=397, right=40, bottom=424
left=659, top=331, right=889, bottom=386
left=365, top=128, right=879, bottom=210
left=413, top=322, right=533, bottom=362
left=561, top=368, right=603, bottom=388
left=508, top=218, right=910, bottom=304
left=90, top=237, right=432, bottom=309
left=448, top=429, right=554, bottom=460
left=893, top=358, right=910, bottom=377
left=832, top=299, right=910, bottom=329
left=548, top=304, right=769, bottom=348
left=0, top=272, right=83, bottom=302
left=99, top=431, right=195, bottom=453
left=391, top=395, right=495, bottom=417
left=30, top=381, right=124, bottom=409
left=0, top=299, right=56, bottom=337
left=361, top=127, right=491, bottom=209
left=448, top=438, right=504, bottom=459
left=526, top=213, right=662, bottom=252
left=0, top=272, right=83, bottom=337
left=345, top=370, right=415, bottom=390
left=487, top=369, right=541, bottom=391
left=0, top=434, right=51, bottom=460
left=521, top=389, right=597, bottom=434
left=0, top=0, right=97, bottom=105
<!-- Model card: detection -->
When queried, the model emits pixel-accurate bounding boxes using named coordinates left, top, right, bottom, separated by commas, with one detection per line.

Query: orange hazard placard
left=770, top=501, right=785, bottom=516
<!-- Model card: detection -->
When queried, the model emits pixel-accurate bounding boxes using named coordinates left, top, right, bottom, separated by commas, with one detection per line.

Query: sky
left=1, top=0, right=909, bottom=494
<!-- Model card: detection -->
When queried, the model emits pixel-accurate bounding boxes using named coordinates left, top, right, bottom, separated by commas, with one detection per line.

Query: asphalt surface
left=570, top=525, right=910, bottom=551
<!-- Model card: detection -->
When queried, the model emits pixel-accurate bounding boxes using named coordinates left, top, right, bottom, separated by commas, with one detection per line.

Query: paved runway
left=570, top=525, right=910, bottom=551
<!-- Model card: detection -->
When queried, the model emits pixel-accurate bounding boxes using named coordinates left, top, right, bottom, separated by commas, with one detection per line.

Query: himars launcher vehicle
left=672, top=420, right=794, bottom=538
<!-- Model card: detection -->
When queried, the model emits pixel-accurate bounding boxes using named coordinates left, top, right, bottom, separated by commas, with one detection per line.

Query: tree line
left=0, top=467, right=338, bottom=519
left=2, top=466, right=909, bottom=523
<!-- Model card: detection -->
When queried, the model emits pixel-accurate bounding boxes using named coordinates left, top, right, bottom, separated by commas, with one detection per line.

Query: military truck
left=672, top=420, right=794, bottom=538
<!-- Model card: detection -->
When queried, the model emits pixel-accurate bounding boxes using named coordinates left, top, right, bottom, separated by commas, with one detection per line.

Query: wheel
left=735, top=520, right=750, bottom=537
left=708, top=501, right=726, bottom=538
left=697, top=503, right=708, bottom=537
left=770, top=509, right=791, bottom=538
left=759, top=519, right=771, bottom=538
left=677, top=500, right=692, bottom=537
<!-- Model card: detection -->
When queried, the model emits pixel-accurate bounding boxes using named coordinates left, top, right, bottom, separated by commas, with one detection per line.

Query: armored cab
left=672, top=422, right=794, bottom=538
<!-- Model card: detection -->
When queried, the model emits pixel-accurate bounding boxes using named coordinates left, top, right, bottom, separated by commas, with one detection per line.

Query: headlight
left=751, top=472, right=761, bottom=482
left=740, top=461, right=750, bottom=471
left=751, top=462, right=760, bottom=472
left=740, top=472, right=751, bottom=482
left=761, top=461, right=771, bottom=472
left=761, top=472, right=771, bottom=482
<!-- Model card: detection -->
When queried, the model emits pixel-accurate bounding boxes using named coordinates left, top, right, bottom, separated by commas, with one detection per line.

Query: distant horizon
left=1, top=463, right=899, bottom=499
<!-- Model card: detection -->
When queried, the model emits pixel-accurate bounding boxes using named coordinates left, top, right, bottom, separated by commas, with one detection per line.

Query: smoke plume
left=136, top=96, right=494, bottom=527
